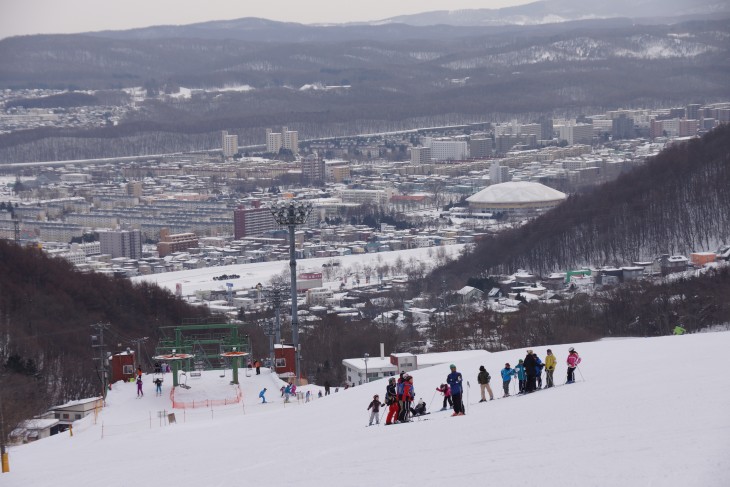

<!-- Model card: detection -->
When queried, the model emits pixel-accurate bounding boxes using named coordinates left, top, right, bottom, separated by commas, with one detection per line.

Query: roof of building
left=466, top=182, right=567, bottom=205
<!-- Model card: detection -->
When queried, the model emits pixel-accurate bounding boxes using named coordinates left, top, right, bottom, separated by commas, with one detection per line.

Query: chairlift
left=178, top=371, right=191, bottom=390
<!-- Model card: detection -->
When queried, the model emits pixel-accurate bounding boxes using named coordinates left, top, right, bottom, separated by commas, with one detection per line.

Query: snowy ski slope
left=4, top=332, right=730, bottom=486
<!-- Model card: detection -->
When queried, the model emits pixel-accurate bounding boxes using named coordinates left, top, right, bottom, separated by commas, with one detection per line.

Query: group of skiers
left=500, top=347, right=581, bottom=396
left=366, top=347, right=582, bottom=425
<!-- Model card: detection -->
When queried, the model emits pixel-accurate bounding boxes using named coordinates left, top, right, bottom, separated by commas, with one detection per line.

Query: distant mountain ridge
left=378, top=0, right=730, bottom=27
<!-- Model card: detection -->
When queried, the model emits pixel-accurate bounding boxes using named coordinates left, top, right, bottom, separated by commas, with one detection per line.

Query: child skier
left=153, top=377, right=163, bottom=396
left=544, top=349, right=556, bottom=388
left=514, top=359, right=526, bottom=394
left=501, top=363, right=516, bottom=397
left=436, top=383, right=453, bottom=410
left=259, top=388, right=267, bottom=403
left=367, top=395, right=384, bottom=426
left=136, top=376, right=143, bottom=397
left=567, top=347, right=582, bottom=383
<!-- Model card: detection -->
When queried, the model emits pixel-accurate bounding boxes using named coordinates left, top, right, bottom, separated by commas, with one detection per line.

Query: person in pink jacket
left=566, top=347, right=581, bottom=384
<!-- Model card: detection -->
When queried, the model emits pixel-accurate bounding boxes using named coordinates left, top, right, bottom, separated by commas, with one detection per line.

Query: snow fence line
left=100, top=404, right=249, bottom=439
left=170, top=385, right=243, bottom=409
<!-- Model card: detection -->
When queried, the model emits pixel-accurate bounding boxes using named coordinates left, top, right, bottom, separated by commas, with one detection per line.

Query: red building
left=110, top=351, right=136, bottom=383
left=273, top=344, right=299, bottom=379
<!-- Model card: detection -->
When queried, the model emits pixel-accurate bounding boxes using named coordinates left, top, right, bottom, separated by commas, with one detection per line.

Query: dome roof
left=467, top=182, right=566, bottom=205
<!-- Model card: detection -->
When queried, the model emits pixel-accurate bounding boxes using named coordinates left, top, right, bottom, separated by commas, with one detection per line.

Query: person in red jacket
left=566, top=347, right=581, bottom=383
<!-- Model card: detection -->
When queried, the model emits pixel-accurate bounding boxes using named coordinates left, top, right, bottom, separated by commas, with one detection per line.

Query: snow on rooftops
left=51, top=397, right=103, bottom=410
left=416, top=349, right=490, bottom=367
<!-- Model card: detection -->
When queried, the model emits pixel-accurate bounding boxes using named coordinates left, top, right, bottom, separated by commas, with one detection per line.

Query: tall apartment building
left=538, top=117, right=554, bottom=140
left=422, top=138, right=468, bottom=161
left=679, top=119, right=699, bottom=137
left=301, top=157, right=326, bottom=183
left=221, top=131, right=239, bottom=158
left=266, top=127, right=299, bottom=155
left=468, top=138, right=492, bottom=159
left=686, top=104, right=701, bottom=121
left=157, top=228, right=199, bottom=257
left=490, top=162, right=511, bottom=184
left=99, top=229, right=142, bottom=259
left=612, top=114, right=635, bottom=140
left=233, top=206, right=279, bottom=239
left=410, top=146, right=432, bottom=164
left=558, top=123, right=593, bottom=146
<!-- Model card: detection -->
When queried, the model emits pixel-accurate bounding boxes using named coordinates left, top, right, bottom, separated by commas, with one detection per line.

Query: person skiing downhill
left=446, top=364, right=465, bottom=416
left=436, top=383, right=453, bottom=410
left=385, top=377, right=399, bottom=425
left=567, top=347, right=581, bottom=383
left=477, top=365, right=494, bottom=402
left=259, top=388, right=267, bottom=403
left=544, top=349, right=556, bottom=388
left=501, top=363, right=516, bottom=397
left=367, top=395, right=384, bottom=426
left=153, top=377, right=163, bottom=396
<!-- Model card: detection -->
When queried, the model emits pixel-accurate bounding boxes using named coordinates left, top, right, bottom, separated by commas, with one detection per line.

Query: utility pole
left=271, top=287, right=282, bottom=345
left=0, top=375, right=8, bottom=473
left=12, top=218, right=19, bottom=243
left=130, top=337, right=149, bottom=373
left=91, top=323, right=111, bottom=400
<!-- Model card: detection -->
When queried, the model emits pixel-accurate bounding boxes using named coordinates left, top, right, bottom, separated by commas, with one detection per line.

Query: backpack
left=396, top=381, right=405, bottom=396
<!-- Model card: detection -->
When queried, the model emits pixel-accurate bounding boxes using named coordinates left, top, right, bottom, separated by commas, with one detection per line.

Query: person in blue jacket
left=514, top=359, right=527, bottom=394
left=500, top=363, right=516, bottom=397
left=259, top=388, right=267, bottom=403
left=534, top=353, right=544, bottom=389
left=446, top=364, right=465, bottom=416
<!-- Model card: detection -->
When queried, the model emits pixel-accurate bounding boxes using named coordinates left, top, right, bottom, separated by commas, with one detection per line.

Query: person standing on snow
left=436, top=383, right=453, bottom=410
left=385, top=377, right=399, bottom=425
left=514, top=359, right=527, bottom=394
left=567, top=347, right=581, bottom=383
left=534, top=352, right=544, bottom=389
left=136, top=376, right=143, bottom=397
left=544, top=349, right=556, bottom=388
left=447, top=364, right=465, bottom=416
left=501, top=363, right=516, bottom=397
left=398, top=375, right=415, bottom=423
left=524, top=350, right=537, bottom=393
left=477, top=365, right=494, bottom=402
left=259, top=388, right=267, bottom=403
left=367, top=395, right=384, bottom=426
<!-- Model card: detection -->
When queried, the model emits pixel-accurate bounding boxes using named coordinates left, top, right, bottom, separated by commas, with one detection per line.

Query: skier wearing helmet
left=385, top=377, right=399, bottom=425
left=566, top=347, right=581, bottom=383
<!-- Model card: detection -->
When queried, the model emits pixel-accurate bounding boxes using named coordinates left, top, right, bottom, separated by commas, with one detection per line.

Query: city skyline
left=0, top=0, right=528, bottom=40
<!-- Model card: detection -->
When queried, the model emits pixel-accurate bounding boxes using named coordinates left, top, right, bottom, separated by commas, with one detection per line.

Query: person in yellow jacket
left=544, top=349, right=557, bottom=388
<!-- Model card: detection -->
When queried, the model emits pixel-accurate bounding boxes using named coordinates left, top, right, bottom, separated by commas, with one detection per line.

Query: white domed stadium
left=466, top=181, right=567, bottom=217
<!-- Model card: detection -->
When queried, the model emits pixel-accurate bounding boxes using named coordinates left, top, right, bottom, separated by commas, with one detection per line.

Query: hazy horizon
left=0, top=0, right=530, bottom=40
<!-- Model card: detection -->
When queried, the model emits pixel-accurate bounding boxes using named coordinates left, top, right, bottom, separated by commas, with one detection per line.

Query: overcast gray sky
left=0, top=0, right=529, bottom=39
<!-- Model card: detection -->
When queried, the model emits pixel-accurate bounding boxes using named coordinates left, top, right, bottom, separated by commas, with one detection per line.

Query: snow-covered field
left=5, top=332, right=730, bottom=486
left=132, top=244, right=465, bottom=295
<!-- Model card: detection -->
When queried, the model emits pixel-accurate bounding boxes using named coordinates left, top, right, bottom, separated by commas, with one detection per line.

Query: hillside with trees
left=433, top=124, right=730, bottom=283
left=0, top=241, right=209, bottom=436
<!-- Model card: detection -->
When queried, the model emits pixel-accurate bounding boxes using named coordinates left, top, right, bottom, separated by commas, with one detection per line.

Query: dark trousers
left=442, top=395, right=453, bottom=408
left=256, top=367, right=260, bottom=375
left=398, top=400, right=412, bottom=422
left=567, top=367, right=576, bottom=383
left=518, top=379, right=526, bottom=393
left=526, top=375, right=536, bottom=392
left=503, top=380, right=510, bottom=395
left=452, top=393, right=465, bottom=414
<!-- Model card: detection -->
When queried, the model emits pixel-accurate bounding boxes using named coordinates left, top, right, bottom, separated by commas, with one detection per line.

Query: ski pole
left=427, top=390, right=437, bottom=411
left=466, top=381, right=470, bottom=413
left=577, top=366, right=585, bottom=382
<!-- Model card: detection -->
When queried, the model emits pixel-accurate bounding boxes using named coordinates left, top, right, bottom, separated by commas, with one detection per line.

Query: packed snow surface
left=4, top=332, right=729, bottom=486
